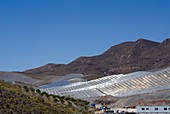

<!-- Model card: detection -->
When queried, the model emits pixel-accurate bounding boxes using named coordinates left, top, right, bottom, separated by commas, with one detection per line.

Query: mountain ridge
left=24, top=38, right=170, bottom=79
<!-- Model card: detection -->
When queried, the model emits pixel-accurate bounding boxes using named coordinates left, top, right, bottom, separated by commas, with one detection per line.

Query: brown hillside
left=24, top=38, right=170, bottom=78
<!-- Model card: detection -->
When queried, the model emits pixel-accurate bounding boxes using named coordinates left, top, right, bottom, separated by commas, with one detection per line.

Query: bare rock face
left=24, top=38, right=170, bottom=78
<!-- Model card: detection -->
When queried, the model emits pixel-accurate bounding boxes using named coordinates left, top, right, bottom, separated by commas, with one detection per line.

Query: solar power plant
left=39, top=67, right=170, bottom=100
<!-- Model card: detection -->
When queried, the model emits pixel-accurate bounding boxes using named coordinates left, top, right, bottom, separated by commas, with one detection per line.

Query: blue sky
left=0, top=0, right=170, bottom=71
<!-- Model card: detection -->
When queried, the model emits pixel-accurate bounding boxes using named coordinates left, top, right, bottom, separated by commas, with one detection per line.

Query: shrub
left=30, top=87, right=35, bottom=92
left=54, top=99, right=59, bottom=102
left=60, top=99, right=64, bottom=103
left=41, top=91, right=49, bottom=97
left=65, top=97, right=71, bottom=100
left=84, top=101, right=90, bottom=105
left=36, top=89, right=41, bottom=94
left=60, top=96, right=65, bottom=99
left=23, top=86, right=29, bottom=92
left=68, top=101, right=72, bottom=107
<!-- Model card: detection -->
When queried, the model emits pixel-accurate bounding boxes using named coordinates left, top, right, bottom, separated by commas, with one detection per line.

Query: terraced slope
left=99, top=68, right=170, bottom=97
left=39, top=67, right=170, bottom=101
left=39, top=74, right=85, bottom=89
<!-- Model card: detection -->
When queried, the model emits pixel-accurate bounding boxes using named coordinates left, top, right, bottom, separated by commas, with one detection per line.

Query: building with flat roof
left=137, top=106, right=170, bottom=114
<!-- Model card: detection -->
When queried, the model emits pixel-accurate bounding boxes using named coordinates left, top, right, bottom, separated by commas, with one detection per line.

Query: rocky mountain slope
left=24, top=38, right=170, bottom=78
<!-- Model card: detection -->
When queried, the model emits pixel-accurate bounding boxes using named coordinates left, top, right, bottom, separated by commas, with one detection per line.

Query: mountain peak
left=136, top=38, right=148, bottom=42
left=136, top=38, right=158, bottom=44
left=133, top=38, right=160, bottom=50
left=24, top=38, right=170, bottom=78
left=135, top=38, right=160, bottom=48
left=161, top=38, right=170, bottom=46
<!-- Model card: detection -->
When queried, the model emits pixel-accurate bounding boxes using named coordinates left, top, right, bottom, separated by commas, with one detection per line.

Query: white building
left=137, top=106, right=170, bottom=114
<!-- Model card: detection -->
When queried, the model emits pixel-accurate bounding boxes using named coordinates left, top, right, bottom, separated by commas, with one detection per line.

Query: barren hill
left=24, top=38, right=170, bottom=78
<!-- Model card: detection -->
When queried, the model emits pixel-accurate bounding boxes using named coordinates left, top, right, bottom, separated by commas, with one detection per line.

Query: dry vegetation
left=0, top=80, right=92, bottom=114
